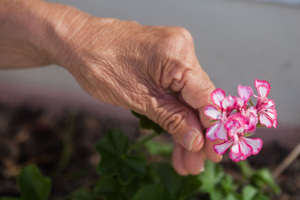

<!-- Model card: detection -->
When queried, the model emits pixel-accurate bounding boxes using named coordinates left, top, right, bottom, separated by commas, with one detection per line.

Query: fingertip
left=183, top=149, right=206, bottom=175
left=174, top=166, right=189, bottom=176
left=172, top=143, right=189, bottom=176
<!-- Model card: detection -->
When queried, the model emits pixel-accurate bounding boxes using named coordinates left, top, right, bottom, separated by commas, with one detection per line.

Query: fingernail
left=183, top=131, right=197, bottom=151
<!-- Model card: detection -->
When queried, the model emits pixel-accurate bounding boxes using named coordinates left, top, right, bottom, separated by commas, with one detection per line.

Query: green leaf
left=71, top=189, right=94, bottom=200
left=94, top=177, right=125, bottom=200
left=17, top=165, right=51, bottom=200
left=242, top=185, right=258, bottom=200
left=132, top=184, right=171, bottom=200
left=94, top=177, right=122, bottom=194
left=0, top=198, right=20, bottom=200
left=236, top=160, right=253, bottom=178
left=220, top=175, right=235, bottom=193
left=131, top=111, right=164, bottom=134
left=251, top=168, right=280, bottom=195
left=209, top=119, right=218, bottom=123
left=210, top=186, right=225, bottom=200
left=198, top=161, right=225, bottom=193
left=95, top=129, right=147, bottom=185
left=253, top=192, right=270, bottom=200
left=224, top=193, right=240, bottom=200
left=152, top=163, right=201, bottom=199
left=144, top=140, right=173, bottom=156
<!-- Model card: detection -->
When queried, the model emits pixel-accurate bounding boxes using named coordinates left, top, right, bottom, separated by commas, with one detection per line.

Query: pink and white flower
left=204, top=89, right=236, bottom=141
left=254, top=79, right=277, bottom=128
left=205, top=80, right=275, bottom=162
left=213, top=114, right=263, bottom=162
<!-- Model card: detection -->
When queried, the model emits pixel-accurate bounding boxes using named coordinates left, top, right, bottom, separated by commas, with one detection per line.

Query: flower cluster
left=204, top=79, right=277, bottom=162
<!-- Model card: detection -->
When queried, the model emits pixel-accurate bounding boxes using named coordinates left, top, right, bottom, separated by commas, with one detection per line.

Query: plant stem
left=272, top=142, right=300, bottom=179
left=129, top=131, right=157, bottom=151
left=51, top=111, right=78, bottom=179
left=249, top=99, right=255, bottom=107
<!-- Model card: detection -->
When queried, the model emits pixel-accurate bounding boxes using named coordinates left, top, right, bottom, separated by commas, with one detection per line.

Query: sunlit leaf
left=224, top=193, right=240, bottom=200
left=251, top=168, right=280, bottom=195
left=144, top=140, right=173, bottom=156
left=236, top=160, right=253, bottom=178
left=242, top=185, right=258, bottom=200
left=198, top=161, right=225, bottom=193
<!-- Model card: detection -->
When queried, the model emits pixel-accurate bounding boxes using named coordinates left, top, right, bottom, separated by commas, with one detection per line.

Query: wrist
left=51, top=13, right=118, bottom=75
left=0, top=0, right=97, bottom=69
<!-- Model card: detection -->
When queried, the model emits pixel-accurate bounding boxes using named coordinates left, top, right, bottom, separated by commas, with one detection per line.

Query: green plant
left=0, top=112, right=280, bottom=200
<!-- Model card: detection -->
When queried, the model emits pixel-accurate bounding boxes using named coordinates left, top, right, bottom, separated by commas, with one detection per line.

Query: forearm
left=0, top=0, right=92, bottom=69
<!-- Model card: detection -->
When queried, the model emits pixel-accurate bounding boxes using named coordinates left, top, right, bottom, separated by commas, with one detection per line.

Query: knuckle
left=156, top=32, right=189, bottom=56
left=166, top=33, right=188, bottom=51
left=175, top=27, right=193, bottom=42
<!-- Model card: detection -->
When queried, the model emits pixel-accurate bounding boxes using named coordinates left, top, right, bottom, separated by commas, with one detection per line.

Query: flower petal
left=222, top=95, right=236, bottom=111
left=243, top=137, right=263, bottom=155
left=256, top=85, right=270, bottom=99
left=259, top=113, right=273, bottom=128
left=229, top=151, right=247, bottom=162
left=264, top=99, right=275, bottom=109
left=236, top=98, right=245, bottom=110
left=213, top=140, right=234, bottom=155
left=225, top=114, right=245, bottom=137
left=205, top=105, right=221, bottom=119
left=215, top=123, right=228, bottom=141
left=238, top=139, right=253, bottom=157
left=254, top=79, right=271, bottom=98
left=245, top=112, right=258, bottom=133
left=211, top=89, right=225, bottom=109
left=255, top=79, right=271, bottom=89
left=238, top=85, right=253, bottom=102
left=246, top=107, right=257, bottom=116
left=273, top=119, right=278, bottom=128
left=206, top=122, right=220, bottom=141
left=231, top=142, right=239, bottom=155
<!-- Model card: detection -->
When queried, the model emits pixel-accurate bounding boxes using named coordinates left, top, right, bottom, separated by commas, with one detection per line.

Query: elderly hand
left=0, top=0, right=222, bottom=175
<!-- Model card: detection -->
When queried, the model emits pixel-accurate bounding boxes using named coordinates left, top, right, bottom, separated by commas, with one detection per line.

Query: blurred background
left=0, top=0, right=300, bottom=148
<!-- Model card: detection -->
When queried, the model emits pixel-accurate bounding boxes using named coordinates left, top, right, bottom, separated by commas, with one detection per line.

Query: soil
left=0, top=103, right=299, bottom=200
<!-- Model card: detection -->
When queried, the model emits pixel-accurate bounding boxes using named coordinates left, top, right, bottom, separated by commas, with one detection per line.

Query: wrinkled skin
left=0, top=0, right=222, bottom=175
